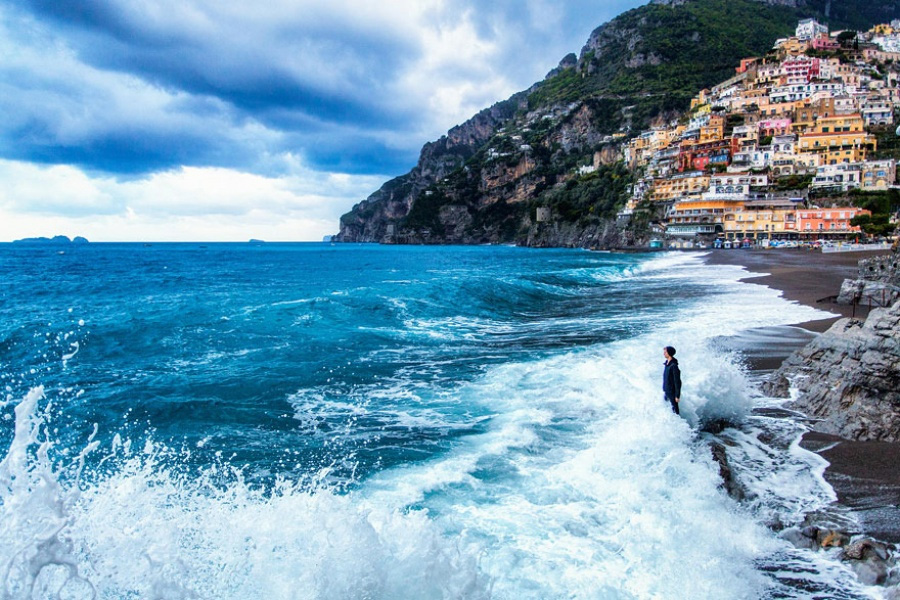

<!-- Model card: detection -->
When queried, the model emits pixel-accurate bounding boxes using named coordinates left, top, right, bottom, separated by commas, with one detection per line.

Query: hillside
left=335, top=0, right=900, bottom=247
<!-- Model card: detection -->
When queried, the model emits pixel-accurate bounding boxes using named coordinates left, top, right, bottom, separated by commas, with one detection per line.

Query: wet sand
left=703, top=247, right=900, bottom=542
left=705, top=247, right=882, bottom=332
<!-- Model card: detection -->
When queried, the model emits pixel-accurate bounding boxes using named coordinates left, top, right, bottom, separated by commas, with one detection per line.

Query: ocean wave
left=0, top=245, right=871, bottom=598
left=0, top=387, right=489, bottom=599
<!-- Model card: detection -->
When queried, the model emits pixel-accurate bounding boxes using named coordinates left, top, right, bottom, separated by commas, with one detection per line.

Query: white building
left=872, top=34, right=900, bottom=53
left=771, top=134, right=797, bottom=154
left=771, top=153, right=816, bottom=177
left=861, top=159, right=896, bottom=190
left=770, top=84, right=812, bottom=104
left=796, top=19, right=829, bottom=41
left=703, top=173, right=769, bottom=200
left=810, top=162, right=862, bottom=191
left=861, top=95, right=895, bottom=126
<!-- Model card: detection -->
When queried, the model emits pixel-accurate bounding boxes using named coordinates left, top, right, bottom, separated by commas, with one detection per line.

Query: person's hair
left=665, top=346, right=676, bottom=357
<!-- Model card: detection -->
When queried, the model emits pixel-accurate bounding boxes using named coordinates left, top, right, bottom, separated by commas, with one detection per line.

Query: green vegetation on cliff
left=528, top=0, right=806, bottom=134
left=533, top=164, right=633, bottom=225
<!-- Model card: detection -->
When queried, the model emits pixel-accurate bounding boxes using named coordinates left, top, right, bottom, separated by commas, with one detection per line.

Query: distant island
left=13, top=235, right=89, bottom=244
left=249, top=239, right=266, bottom=243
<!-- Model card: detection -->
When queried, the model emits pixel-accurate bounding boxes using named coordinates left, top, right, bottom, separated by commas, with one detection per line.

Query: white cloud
left=0, top=159, right=385, bottom=241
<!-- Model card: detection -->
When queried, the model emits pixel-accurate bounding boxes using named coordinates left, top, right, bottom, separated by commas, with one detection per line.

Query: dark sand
left=702, top=248, right=900, bottom=541
left=705, top=247, right=883, bottom=332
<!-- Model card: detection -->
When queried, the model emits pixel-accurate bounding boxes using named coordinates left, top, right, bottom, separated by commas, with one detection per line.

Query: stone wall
left=857, top=250, right=900, bottom=286
left=837, top=248, right=900, bottom=308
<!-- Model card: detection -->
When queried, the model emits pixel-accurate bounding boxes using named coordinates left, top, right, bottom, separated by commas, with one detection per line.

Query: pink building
left=811, top=34, right=840, bottom=52
left=758, top=118, right=793, bottom=137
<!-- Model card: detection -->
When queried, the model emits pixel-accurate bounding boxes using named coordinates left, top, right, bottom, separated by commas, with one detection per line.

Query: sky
left=0, top=0, right=645, bottom=241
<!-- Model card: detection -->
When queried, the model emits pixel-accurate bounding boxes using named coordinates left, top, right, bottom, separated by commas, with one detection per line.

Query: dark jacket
left=663, top=358, right=682, bottom=400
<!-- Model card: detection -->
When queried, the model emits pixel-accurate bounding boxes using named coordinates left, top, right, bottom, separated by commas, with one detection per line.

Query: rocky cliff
left=764, top=299, right=900, bottom=442
left=335, top=0, right=900, bottom=246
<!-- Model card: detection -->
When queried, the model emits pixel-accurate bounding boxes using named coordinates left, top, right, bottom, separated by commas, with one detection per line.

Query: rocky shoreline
left=705, top=247, right=900, bottom=591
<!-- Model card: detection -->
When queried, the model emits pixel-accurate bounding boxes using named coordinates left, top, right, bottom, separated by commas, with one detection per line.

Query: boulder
left=762, top=301, right=900, bottom=442
left=841, top=538, right=894, bottom=586
left=710, top=442, right=744, bottom=500
left=778, top=526, right=819, bottom=551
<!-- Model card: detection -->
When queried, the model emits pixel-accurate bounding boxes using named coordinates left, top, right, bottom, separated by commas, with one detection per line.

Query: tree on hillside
left=837, top=30, right=858, bottom=48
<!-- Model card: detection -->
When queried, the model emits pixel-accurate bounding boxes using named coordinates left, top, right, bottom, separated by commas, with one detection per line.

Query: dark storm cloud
left=13, top=0, right=421, bottom=123
left=0, top=0, right=645, bottom=177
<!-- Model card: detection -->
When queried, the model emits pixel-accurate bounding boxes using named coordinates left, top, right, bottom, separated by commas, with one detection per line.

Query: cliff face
left=336, top=100, right=524, bottom=243
left=338, top=97, right=640, bottom=246
left=764, top=300, right=900, bottom=442
left=335, top=0, right=900, bottom=246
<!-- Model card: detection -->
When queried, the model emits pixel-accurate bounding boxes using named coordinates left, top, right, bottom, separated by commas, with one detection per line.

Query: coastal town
left=615, top=18, right=900, bottom=249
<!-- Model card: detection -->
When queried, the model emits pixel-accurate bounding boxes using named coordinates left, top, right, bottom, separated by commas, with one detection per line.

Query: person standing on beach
left=663, top=346, right=681, bottom=415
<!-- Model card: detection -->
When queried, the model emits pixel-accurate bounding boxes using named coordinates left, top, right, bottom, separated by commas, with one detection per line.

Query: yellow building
left=699, top=115, right=725, bottom=143
left=754, top=97, right=799, bottom=119
left=798, top=114, right=876, bottom=165
left=625, top=128, right=678, bottom=169
left=649, top=173, right=711, bottom=202
left=775, top=37, right=810, bottom=58
left=809, top=114, right=866, bottom=134
left=625, top=137, right=650, bottom=169
left=690, top=90, right=710, bottom=110
left=793, top=97, right=847, bottom=132
left=723, top=201, right=800, bottom=240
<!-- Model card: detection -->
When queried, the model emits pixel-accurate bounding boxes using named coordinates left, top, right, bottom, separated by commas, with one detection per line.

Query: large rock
left=762, top=300, right=900, bottom=442
left=842, top=538, right=894, bottom=586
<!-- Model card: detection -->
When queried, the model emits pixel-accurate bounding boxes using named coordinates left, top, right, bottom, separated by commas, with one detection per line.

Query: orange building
left=796, top=207, right=870, bottom=238
left=666, top=198, right=740, bottom=237
left=699, top=115, right=725, bottom=143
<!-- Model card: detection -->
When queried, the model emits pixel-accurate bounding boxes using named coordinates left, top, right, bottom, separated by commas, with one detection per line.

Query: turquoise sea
left=0, top=243, right=874, bottom=598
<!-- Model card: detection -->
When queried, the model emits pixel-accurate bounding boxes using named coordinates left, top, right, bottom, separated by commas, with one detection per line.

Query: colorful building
left=678, top=139, right=732, bottom=172
left=796, top=207, right=870, bottom=237
left=724, top=198, right=802, bottom=241
left=811, top=34, right=840, bottom=51
left=649, top=172, right=710, bottom=201
left=861, top=159, right=897, bottom=190
left=758, top=118, right=793, bottom=137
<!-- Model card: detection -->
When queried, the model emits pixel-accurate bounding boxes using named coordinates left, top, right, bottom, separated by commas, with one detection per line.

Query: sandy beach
left=703, top=247, right=900, bottom=542
left=705, top=247, right=883, bottom=332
